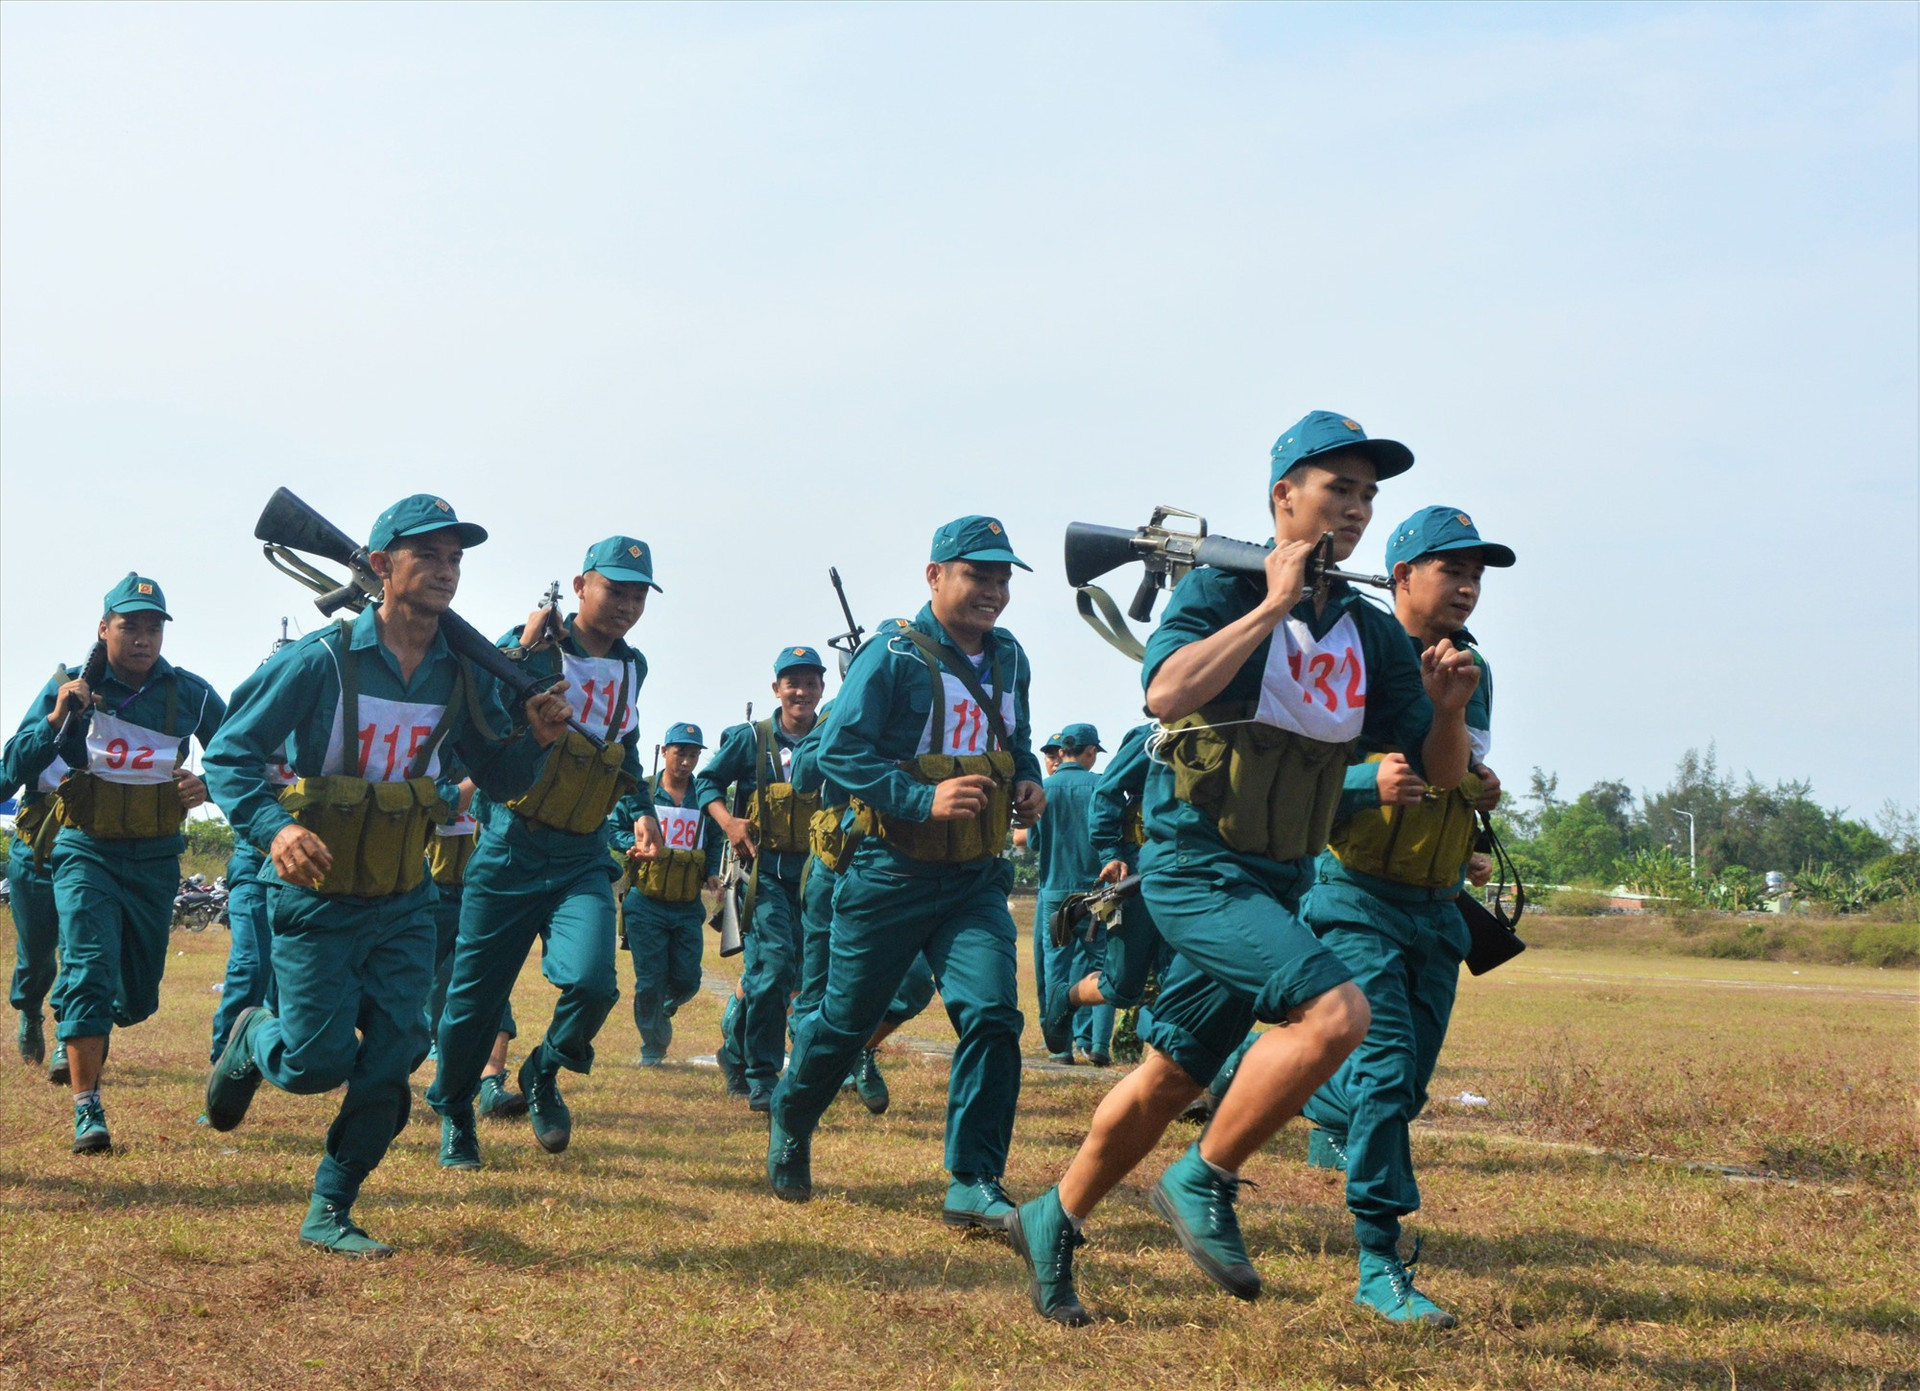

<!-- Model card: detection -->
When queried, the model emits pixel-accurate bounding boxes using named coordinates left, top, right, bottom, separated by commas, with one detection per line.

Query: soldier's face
left=662, top=744, right=701, bottom=780
left=98, top=611, right=165, bottom=680
left=575, top=571, right=648, bottom=642
left=1395, top=552, right=1484, bottom=633
left=927, top=560, right=1011, bottom=640
left=772, top=670, right=824, bottom=725
left=1271, top=453, right=1378, bottom=559
left=376, top=533, right=463, bottom=612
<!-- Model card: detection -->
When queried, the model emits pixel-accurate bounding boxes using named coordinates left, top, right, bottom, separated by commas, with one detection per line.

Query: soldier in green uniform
left=790, top=688, right=938, bottom=1116
left=1008, top=412, right=1482, bottom=1325
left=611, top=722, right=721, bottom=1065
left=1025, top=730, right=1066, bottom=1010
left=427, top=536, right=660, bottom=1166
left=204, top=496, right=565, bottom=1254
left=1299, top=505, right=1513, bottom=1327
left=423, top=781, right=524, bottom=1119
left=1031, top=723, right=1113, bottom=1064
left=693, top=648, right=826, bottom=1112
left=767, top=516, right=1045, bottom=1233
left=6, top=574, right=226, bottom=1153
left=4, top=765, right=64, bottom=1074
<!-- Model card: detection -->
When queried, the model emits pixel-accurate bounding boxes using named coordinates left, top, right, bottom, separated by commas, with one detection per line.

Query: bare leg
left=1198, top=983, right=1370, bottom=1172
left=68, top=1035, right=108, bottom=1095
left=864, top=1019, right=899, bottom=1049
left=1056, top=1049, right=1203, bottom=1219
left=1067, top=973, right=1105, bottom=1008
left=482, top=1030, right=510, bottom=1077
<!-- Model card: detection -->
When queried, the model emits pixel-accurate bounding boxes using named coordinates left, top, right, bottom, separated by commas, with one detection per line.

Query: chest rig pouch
left=428, top=829, right=476, bottom=888
left=55, top=672, right=187, bottom=841
left=634, top=849, right=706, bottom=903
left=1158, top=700, right=1356, bottom=863
left=277, top=631, right=459, bottom=897
left=508, top=657, right=636, bottom=834
left=873, top=631, right=1016, bottom=865
left=1330, top=754, right=1484, bottom=889
left=1123, top=803, right=1147, bottom=847
left=747, top=719, right=820, bottom=854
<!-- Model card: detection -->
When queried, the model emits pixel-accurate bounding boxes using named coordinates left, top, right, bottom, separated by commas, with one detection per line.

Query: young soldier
left=1299, top=505, right=1512, bottom=1327
left=693, top=648, right=827, bottom=1112
left=423, top=780, right=524, bottom=1119
left=1038, top=733, right=1065, bottom=778
left=427, top=536, right=659, bottom=1166
left=789, top=689, right=938, bottom=1116
left=1009, top=411, right=1482, bottom=1325
left=204, top=496, right=566, bottom=1254
left=611, top=722, right=721, bottom=1066
left=1031, top=723, right=1113, bottom=1065
left=767, top=516, right=1045, bottom=1233
left=1023, top=729, right=1066, bottom=1026
left=4, top=762, right=63, bottom=1074
left=5, top=574, right=225, bottom=1153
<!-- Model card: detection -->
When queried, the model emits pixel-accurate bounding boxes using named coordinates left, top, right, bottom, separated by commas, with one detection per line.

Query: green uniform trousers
left=7, top=837, right=60, bottom=1016
left=1095, top=881, right=1165, bottom=1010
left=623, top=889, right=705, bottom=1061
left=48, top=837, right=177, bottom=1041
left=425, top=883, right=514, bottom=1049
left=740, top=871, right=804, bottom=1088
left=247, top=878, right=437, bottom=1208
left=1301, top=886, right=1465, bottom=1255
left=796, top=858, right=936, bottom=1028
left=773, top=851, right=1022, bottom=1177
left=1138, top=854, right=1352, bottom=1087
left=428, top=836, right=619, bottom=1115
left=1036, top=888, right=1116, bottom=1056
left=209, top=842, right=276, bottom=1063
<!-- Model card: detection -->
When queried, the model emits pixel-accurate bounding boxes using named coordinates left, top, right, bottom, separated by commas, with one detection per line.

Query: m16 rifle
left=826, top=567, right=865, bottom=677
left=254, top=487, right=604, bottom=747
left=708, top=700, right=751, bottom=957
left=1063, top=505, right=1392, bottom=661
left=1048, top=872, right=1142, bottom=949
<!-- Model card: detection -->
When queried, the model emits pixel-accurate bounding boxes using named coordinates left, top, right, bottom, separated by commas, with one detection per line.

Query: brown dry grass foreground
left=1, top=904, right=1915, bottom=1391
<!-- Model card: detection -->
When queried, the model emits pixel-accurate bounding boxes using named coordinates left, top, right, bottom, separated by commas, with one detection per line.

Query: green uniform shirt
left=469, top=617, right=646, bottom=862
left=204, top=608, right=543, bottom=859
left=1138, top=570, right=1435, bottom=876
left=693, top=713, right=819, bottom=885
left=1338, top=636, right=1492, bottom=817
left=609, top=777, right=724, bottom=880
left=1088, top=721, right=1153, bottom=870
left=1030, top=762, right=1102, bottom=893
left=7, top=656, right=226, bottom=860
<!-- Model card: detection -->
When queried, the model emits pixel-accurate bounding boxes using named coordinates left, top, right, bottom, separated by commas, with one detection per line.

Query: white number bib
left=919, top=673, right=1018, bottom=756
left=438, top=811, right=478, bottom=837
left=657, top=804, right=704, bottom=852
left=564, top=654, right=637, bottom=743
left=85, top=712, right=183, bottom=785
left=37, top=756, right=70, bottom=794
left=1254, top=613, right=1367, bottom=743
left=324, top=694, right=450, bottom=782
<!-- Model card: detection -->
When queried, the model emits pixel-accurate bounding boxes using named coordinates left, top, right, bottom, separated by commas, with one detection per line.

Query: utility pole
left=1674, top=809, right=1696, bottom=879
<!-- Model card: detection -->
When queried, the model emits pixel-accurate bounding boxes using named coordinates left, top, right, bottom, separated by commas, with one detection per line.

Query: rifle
left=53, top=640, right=110, bottom=743
left=826, top=567, right=865, bottom=678
left=254, top=487, right=604, bottom=747
left=707, top=700, right=752, bottom=957
left=1049, top=873, right=1142, bottom=949
left=1063, top=506, right=1391, bottom=661
left=530, top=580, right=566, bottom=652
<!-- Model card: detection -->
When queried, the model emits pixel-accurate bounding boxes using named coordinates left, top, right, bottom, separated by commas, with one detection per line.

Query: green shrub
left=1849, top=923, right=1920, bottom=968
left=1542, top=888, right=1613, bottom=916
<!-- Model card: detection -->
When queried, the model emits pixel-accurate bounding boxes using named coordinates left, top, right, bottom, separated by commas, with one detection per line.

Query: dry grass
left=0, top=902, right=1915, bottom=1390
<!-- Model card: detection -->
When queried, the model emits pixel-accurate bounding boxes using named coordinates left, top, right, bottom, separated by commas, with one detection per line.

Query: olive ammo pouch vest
left=872, top=630, right=1015, bottom=865
left=507, top=658, right=636, bottom=834
left=53, top=671, right=187, bottom=842
left=276, top=631, right=460, bottom=897
left=634, top=782, right=708, bottom=904
left=1156, top=700, right=1356, bottom=863
left=427, top=827, right=476, bottom=888
left=1328, top=754, right=1484, bottom=890
left=747, top=719, right=820, bottom=855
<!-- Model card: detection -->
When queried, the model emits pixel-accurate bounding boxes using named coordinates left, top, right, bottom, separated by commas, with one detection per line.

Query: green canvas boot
left=71, top=1096, right=111, bottom=1155
left=517, top=1052, right=571, bottom=1154
left=476, top=1071, right=528, bottom=1120
left=1008, top=1188, right=1090, bottom=1326
left=439, top=1107, right=482, bottom=1170
left=717, top=998, right=749, bottom=1098
left=205, top=1006, right=273, bottom=1132
left=47, top=1039, right=69, bottom=1086
left=298, top=1196, right=394, bottom=1259
left=1356, top=1242, right=1457, bottom=1328
left=17, top=1010, right=45, bottom=1066
left=766, top=1116, right=812, bottom=1203
left=1150, top=1142, right=1261, bottom=1300
left=1307, top=1127, right=1348, bottom=1171
left=853, top=1049, right=890, bottom=1115
left=942, top=1173, right=1015, bottom=1232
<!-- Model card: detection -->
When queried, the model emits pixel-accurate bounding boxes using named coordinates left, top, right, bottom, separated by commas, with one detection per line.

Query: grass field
left=1, top=905, right=1914, bottom=1390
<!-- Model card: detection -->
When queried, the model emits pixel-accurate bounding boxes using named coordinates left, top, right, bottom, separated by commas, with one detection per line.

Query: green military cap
left=1039, top=731, right=1065, bottom=754
left=1384, top=505, right=1516, bottom=569
left=775, top=645, right=826, bottom=676
left=103, top=572, right=170, bottom=620
left=368, top=495, right=488, bottom=551
left=930, top=515, right=1031, bottom=571
left=662, top=721, right=705, bottom=749
left=583, top=535, right=662, bottom=591
left=1270, top=410, right=1413, bottom=486
left=1059, top=721, right=1104, bottom=752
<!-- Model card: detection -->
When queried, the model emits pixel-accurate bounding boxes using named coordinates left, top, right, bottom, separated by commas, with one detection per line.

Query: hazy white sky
left=3, top=1, right=1915, bottom=819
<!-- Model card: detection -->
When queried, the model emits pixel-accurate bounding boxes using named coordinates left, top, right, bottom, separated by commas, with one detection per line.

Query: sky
left=3, top=1, right=1916, bottom=825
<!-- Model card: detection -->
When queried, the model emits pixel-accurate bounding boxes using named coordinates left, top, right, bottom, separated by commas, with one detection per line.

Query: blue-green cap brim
left=590, top=564, right=663, bottom=591
left=108, top=600, right=171, bottom=619
left=950, top=547, right=1032, bottom=572
left=1409, top=536, right=1516, bottom=568
left=385, top=520, right=489, bottom=549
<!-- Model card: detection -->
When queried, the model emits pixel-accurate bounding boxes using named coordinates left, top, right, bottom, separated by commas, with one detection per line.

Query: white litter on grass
left=209, top=983, right=224, bottom=994
left=1454, top=1091, right=1489, bottom=1107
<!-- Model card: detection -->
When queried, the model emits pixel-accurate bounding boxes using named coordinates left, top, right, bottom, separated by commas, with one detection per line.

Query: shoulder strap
left=334, top=622, right=363, bottom=774
left=754, top=717, right=785, bottom=786
left=902, top=629, right=1012, bottom=751
left=404, top=659, right=468, bottom=780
